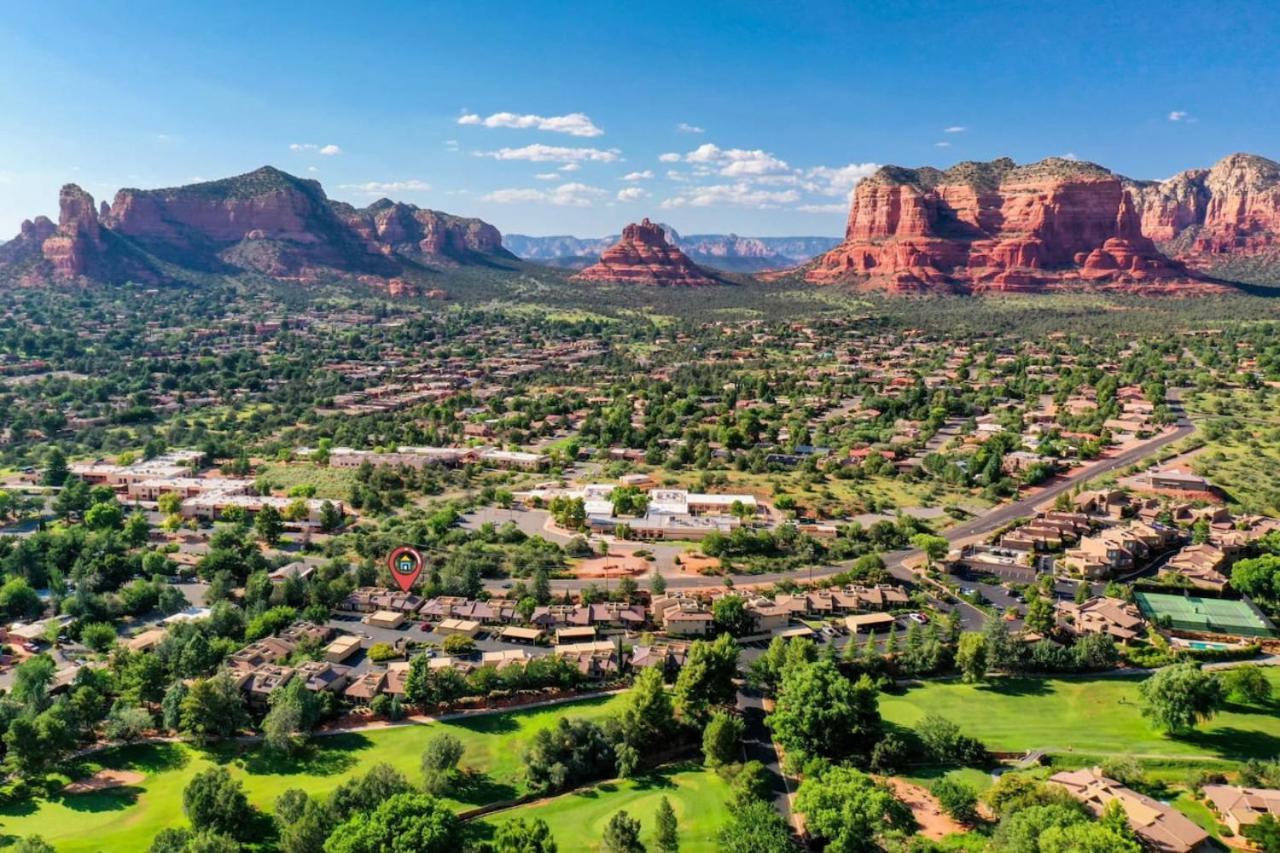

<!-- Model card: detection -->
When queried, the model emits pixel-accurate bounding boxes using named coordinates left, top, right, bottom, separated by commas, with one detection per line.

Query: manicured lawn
left=478, top=764, right=732, bottom=852
left=0, top=693, right=627, bottom=852
left=879, top=671, right=1280, bottom=760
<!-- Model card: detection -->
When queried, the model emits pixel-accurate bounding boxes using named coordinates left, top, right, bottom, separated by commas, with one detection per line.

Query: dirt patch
left=64, top=768, right=146, bottom=794
left=883, top=777, right=968, bottom=840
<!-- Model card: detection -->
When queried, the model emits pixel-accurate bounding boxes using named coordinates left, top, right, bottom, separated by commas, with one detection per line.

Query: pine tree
left=655, top=796, right=678, bottom=853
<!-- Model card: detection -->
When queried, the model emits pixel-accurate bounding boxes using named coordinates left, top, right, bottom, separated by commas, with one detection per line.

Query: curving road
left=484, top=411, right=1195, bottom=606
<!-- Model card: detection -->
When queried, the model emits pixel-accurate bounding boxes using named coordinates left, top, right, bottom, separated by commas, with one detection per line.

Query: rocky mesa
left=0, top=166, right=512, bottom=287
left=807, top=157, right=1215, bottom=293
left=1130, top=153, right=1280, bottom=281
left=572, top=218, right=723, bottom=286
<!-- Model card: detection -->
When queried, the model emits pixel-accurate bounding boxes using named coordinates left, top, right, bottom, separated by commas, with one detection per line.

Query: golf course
left=0, top=693, right=630, bottom=851
left=879, top=669, right=1280, bottom=759
left=478, top=764, right=732, bottom=851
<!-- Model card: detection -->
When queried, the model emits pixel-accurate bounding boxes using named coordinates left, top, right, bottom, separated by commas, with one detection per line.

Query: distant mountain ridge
left=505, top=227, right=840, bottom=272
left=0, top=166, right=514, bottom=291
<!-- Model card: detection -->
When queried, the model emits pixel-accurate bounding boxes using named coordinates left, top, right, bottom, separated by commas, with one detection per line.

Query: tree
left=1231, top=555, right=1280, bottom=602
left=324, top=792, right=460, bottom=853
left=84, top=499, right=124, bottom=531
left=13, top=838, right=56, bottom=853
left=768, top=660, right=881, bottom=762
left=1138, top=663, right=1225, bottom=734
left=0, top=576, right=43, bottom=620
left=11, top=654, right=56, bottom=712
left=701, top=710, right=744, bottom=768
left=602, top=810, right=645, bottom=853
left=911, top=533, right=949, bottom=569
left=1244, top=813, right=1280, bottom=853
left=158, top=491, right=185, bottom=516
left=43, top=447, right=69, bottom=487
left=673, top=633, right=739, bottom=722
left=931, top=777, right=979, bottom=824
left=915, top=714, right=988, bottom=766
left=420, top=732, right=465, bottom=795
left=711, top=595, right=753, bottom=637
left=794, top=765, right=916, bottom=852
left=956, top=632, right=988, bottom=683
left=124, top=511, right=152, bottom=547
left=80, top=621, right=118, bottom=653
left=654, top=796, right=678, bottom=853
left=1222, top=665, right=1273, bottom=705
left=180, top=672, right=249, bottom=743
left=1024, top=594, right=1055, bottom=636
left=183, top=767, right=253, bottom=839
left=106, top=704, right=154, bottom=742
left=491, top=817, right=558, bottom=853
left=649, top=572, right=667, bottom=596
left=716, top=800, right=796, bottom=853
left=618, top=666, right=674, bottom=752
left=255, top=504, right=284, bottom=546
left=264, top=677, right=321, bottom=754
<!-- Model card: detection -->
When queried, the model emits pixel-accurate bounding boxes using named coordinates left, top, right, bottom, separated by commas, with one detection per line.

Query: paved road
left=482, top=415, right=1195, bottom=606
left=737, top=687, right=793, bottom=825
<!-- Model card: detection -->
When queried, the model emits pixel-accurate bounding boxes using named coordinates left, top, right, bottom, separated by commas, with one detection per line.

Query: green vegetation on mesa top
left=879, top=670, right=1280, bottom=759
left=0, top=694, right=627, bottom=853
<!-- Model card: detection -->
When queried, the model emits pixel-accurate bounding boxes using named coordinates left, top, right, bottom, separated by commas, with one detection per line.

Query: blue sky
left=1, top=1, right=1277, bottom=238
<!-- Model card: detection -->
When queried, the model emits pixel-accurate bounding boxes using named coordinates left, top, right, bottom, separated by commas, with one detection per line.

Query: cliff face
left=572, top=218, right=723, bottom=286
left=1, top=166, right=511, bottom=287
left=1131, top=154, right=1280, bottom=278
left=809, top=158, right=1201, bottom=292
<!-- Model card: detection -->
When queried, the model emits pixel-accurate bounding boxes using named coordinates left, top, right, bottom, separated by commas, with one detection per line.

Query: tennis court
left=1135, top=591, right=1274, bottom=638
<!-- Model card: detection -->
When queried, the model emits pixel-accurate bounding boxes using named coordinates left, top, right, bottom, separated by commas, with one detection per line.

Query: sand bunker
left=64, top=768, right=146, bottom=793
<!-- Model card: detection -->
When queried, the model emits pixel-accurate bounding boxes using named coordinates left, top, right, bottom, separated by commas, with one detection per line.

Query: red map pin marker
left=387, top=546, right=423, bottom=593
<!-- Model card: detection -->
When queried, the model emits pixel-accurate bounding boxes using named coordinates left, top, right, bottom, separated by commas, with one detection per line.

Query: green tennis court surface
left=1136, top=591, right=1274, bottom=638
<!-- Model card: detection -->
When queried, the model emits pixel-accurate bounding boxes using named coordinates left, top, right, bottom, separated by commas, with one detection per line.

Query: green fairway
left=479, top=764, right=732, bottom=852
left=0, top=693, right=627, bottom=852
left=880, top=671, right=1280, bottom=760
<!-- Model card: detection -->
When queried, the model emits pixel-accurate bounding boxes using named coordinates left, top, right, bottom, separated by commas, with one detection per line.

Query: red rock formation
left=809, top=158, right=1203, bottom=292
left=336, top=199, right=506, bottom=261
left=41, top=184, right=106, bottom=279
left=572, top=219, right=722, bottom=286
left=1132, top=154, right=1280, bottom=271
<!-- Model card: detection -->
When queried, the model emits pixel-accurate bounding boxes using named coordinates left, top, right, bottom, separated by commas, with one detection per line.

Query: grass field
left=478, top=764, right=731, bottom=852
left=0, top=693, right=627, bottom=852
left=257, top=462, right=360, bottom=501
left=880, top=671, right=1280, bottom=760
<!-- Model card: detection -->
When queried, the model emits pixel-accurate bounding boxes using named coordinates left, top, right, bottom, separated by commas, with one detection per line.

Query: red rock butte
left=807, top=157, right=1229, bottom=294
left=572, top=218, right=723, bottom=286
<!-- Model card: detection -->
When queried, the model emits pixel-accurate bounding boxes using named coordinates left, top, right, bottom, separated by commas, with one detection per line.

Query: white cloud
left=559, top=162, right=581, bottom=172
left=1168, top=110, right=1190, bottom=122
left=796, top=203, right=847, bottom=213
left=457, top=111, right=604, bottom=137
left=943, top=126, right=967, bottom=133
left=622, top=170, right=654, bottom=181
left=934, top=141, right=951, bottom=148
left=338, top=179, right=431, bottom=195
left=660, top=182, right=801, bottom=209
left=676, top=122, right=705, bottom=134
left=290, top=143, right=342, bottom=155
left=481, top=182, right=607, bottom=207
left=617, top=187, right=650, bottom=202
left=1062, top=152, right=1080, bottom=161
left=803, top=163, right=880, bottom=196
left=666, top=170, right=689, bottom=182
left=669, top=143, right=790, bottom=177
left=534, top=172, right=560, bottom=180
left=658, top=152, right=682, bottom=163
left=477, top=144, right=620, bottom=163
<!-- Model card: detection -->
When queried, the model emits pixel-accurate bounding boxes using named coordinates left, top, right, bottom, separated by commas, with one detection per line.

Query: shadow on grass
left=1224, top=698, right=1280, bottom=717
left=1180, top=727, right=1280, bottom=761
left=100, top=742, right=190, bottom=774
left=235, top=734, right=371, bottom=777
left=56, top=786, right=144, bottom=813
left=976, top=678, right=1052, bottom=697
left=452, top=770, right=518, bottom=806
